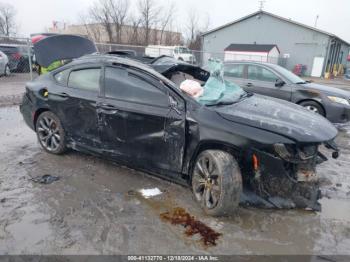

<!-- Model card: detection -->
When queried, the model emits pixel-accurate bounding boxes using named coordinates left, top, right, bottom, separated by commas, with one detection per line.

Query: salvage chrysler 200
left=20, top=35, right=339, bottom=216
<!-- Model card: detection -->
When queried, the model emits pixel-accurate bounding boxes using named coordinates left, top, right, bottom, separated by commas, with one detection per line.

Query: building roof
left=224, top=43, right=278, bottom=52
left=202, top=10, right=350, bottom=46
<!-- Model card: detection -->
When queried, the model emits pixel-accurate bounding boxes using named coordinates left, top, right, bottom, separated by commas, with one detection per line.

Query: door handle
left=99, top=103, right=119, bottom=111
left=246, top=83, right=253, bottom=87
left=55, top=92, right=70, bottom=98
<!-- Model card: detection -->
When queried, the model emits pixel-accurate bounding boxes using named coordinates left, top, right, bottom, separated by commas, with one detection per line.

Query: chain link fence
left=95, top=42, right=289, bottom=68
left=0, top=37, right=290, bottom=106
left=0, top=36, right=36, bottom=80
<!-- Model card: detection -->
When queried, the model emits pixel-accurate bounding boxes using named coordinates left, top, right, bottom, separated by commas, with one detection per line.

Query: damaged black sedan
left=20, top=36, right=339, bottom=216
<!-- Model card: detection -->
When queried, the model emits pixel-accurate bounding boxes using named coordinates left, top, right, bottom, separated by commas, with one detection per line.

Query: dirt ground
left=0, top=105, right=350, bottom=255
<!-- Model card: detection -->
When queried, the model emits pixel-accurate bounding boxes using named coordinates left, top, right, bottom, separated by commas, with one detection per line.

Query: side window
left=68, top=68, right=101, bottom=92
left=104, top=67, right=169, bottom=107
left=248, top=65, right=279, bottom=82
left=54, top=69, right=70, bottom=86
left=224, top=64, right=245, bottom=78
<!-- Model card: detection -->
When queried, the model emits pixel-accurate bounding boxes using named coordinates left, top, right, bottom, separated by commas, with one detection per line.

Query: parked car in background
left=0, top=50, right=10, bottom=76
left=345, top=68, right=350, bottom=80
left=145, top=45, right=196, bottom=64
left=0, top=44, right=32, bottom=73
left=224, top=61, right=350, bottom=123
left=21, top=35, right=340, bottom=215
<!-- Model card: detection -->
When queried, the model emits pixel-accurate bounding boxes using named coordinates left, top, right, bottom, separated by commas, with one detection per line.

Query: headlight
left=327, top=96, right=349, bottom=105
left=274, top=143, right=293, bottom=160
left=273, top=143, right=317, bottom=163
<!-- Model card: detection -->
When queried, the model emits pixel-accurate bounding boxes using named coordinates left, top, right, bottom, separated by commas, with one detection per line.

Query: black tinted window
left=224, top=64, right=245, bottom=78
left=105, top=67, right=168, bottom=107
left=68, top=68, right=101, bottom=92
left=248, top=65, right=279, bottom=82
left=54, top=69, right=70, bottom=85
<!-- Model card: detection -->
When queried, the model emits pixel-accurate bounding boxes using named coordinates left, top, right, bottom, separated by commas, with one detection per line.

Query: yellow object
left=43, top=91, right=48, bottom=97
left=324, top=72, right=330, bottom=79
left=40, top=60, right=63, bottom=74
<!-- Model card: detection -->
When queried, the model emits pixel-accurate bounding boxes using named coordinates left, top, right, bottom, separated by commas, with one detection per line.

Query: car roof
left=73, top=53, right=156, bottom=72
left=224, top=61, right=275, bottom=67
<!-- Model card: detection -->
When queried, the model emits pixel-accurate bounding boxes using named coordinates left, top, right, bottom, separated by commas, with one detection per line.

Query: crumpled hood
left=303, top=82, right=350, bottom=98
left=215, top=95, right=338, bottom=143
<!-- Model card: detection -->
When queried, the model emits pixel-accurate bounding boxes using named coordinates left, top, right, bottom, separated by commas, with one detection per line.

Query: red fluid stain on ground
left=160, top=207, right=222, bottom=246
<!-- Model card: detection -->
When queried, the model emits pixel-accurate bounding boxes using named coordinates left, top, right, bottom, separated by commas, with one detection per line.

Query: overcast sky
left=4, top=0, right=350, bottom=42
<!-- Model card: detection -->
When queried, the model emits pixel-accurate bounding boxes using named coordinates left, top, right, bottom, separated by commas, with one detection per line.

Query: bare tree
left=78, top=13, right=102, bottom=42
left=138, top=0, right=160, bottom=45
left=0, top=3, right=16, bottom=36
left=158, top=1, right=176, bottom=45
left=108, top=0, right=129, bottom=43
left=186, top=10, right=198, bottom=46
left=186, top=11, right=210, bottom=50
left=127, top=15, right=142, bottom=45
left=89, top=0, right=114, bottom=42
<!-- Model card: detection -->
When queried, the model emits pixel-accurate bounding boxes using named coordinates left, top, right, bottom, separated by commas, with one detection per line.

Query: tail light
left=12, top=52, right=21, bottom=60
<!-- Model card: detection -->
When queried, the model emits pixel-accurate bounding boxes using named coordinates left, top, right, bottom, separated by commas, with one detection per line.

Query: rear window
left=54, top=69, right=70, bottom=86
left=224, top=64, right=245, bottom=78
left=68, top=68, right=101, bottom=92
left=0, top=46, right=18, bottom=53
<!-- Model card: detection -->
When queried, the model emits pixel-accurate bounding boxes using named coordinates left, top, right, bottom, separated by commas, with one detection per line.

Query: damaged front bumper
left=243, top=140, right=339, bottom=211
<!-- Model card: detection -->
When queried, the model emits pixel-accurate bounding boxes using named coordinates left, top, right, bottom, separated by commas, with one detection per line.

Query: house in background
left=202, top=11, right=350, bottom=77
left=224, top=44, right=280, bottom=64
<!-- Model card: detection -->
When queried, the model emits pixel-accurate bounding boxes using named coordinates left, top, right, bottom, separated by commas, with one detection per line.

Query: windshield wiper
left=296, top=81, right=307, bottom=84
left=239, top=92, right=253, bottom=99
left=206, top=101, right=235, bottom=107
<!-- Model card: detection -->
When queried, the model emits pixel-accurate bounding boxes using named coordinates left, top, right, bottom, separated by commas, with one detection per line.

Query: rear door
left=245, top=64, right=292, bottom=101
left=49, top=65, right=102, bottom=148
left=98, top=65, right=186, bottom=173
left=223, top=63, right=247, bottom=87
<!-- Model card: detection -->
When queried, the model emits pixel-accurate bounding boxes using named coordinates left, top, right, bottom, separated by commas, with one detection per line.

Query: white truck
left=145, top=45, right=196, bottom=64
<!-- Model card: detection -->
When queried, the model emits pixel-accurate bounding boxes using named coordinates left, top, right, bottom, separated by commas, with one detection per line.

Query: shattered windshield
left=196, top=59, right=246, bottom=106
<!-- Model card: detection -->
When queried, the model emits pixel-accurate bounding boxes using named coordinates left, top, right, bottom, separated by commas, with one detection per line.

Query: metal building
left=202, top=11, right=350, bottom=77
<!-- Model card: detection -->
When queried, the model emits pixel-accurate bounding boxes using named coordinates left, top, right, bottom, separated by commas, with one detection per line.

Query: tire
left=299, top=101, right=325, bottom=116
left=191, top=150, right=242, bottom=216
left=4, top=64, right=10, bottom=76
left=35, top=111, right=67, bottom=154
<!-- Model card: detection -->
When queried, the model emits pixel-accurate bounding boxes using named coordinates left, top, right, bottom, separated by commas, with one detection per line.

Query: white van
left=145, top=45, right=196, bottom=64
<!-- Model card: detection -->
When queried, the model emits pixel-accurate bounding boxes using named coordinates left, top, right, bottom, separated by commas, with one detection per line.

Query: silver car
left=0, top=50, right=10, bottom=76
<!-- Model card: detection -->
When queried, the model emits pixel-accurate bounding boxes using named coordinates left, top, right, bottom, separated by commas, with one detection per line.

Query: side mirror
left=275, top=79, right=285, bottom=87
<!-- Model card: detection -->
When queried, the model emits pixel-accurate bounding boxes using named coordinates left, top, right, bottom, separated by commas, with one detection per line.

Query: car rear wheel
left=299, top=101, right=325, bottom=116
left=191, top=150, right=242, bottom=216
left=4, top=64, right=11, bottom=76
left=36, top=111, right=67, bottom=154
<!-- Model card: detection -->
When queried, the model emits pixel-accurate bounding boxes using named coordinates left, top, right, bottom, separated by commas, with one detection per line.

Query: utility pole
left=314, top=15, right=319, bottom=28
left=259, top=0, right=266, bottom=11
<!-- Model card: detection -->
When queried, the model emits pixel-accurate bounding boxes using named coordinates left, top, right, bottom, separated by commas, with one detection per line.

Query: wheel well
left=33, top=108, right=49, bottom=128
left=187, top=141, right=240, bottom=181
left=297, top=99, right=326, bottom=116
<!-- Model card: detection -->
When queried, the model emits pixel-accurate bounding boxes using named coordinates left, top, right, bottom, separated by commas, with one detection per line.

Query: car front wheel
left=36, top=111, right=67, bottom=154
left=4, top=64, right=10, bottom=76
left=191, top=150, right=242, bottom=216
left=299, top=101, right=325, bottom=116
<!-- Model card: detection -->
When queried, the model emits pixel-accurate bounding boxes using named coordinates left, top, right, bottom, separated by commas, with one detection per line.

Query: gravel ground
left=0, top=106, right=349, bottom=255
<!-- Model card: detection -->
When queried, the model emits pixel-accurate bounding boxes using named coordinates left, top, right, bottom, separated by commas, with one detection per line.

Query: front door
left=245, top=65, right=292, bottom=101
left=98, top=65, right=186, bottom=173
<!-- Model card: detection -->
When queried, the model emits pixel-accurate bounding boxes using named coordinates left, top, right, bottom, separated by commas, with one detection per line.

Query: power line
left=259, top=0, right=266, bottom=11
